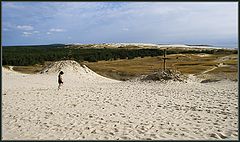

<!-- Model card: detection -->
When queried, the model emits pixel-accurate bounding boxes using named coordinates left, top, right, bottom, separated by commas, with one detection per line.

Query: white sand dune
left=40, top=60, right=119, bottom=82
left=69, top=43, right=232, bottom=49
left=2, top=61, right=238, bottom=140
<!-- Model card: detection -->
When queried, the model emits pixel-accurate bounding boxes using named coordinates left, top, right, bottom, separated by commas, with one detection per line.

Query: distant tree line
left=2, top=45, right=237, bottom=66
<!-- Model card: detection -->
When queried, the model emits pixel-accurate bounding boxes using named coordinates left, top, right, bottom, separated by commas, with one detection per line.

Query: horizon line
left=2, top=42, right=238, bottom=48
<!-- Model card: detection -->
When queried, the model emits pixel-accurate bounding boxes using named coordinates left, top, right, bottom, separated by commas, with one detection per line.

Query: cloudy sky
left=2, top=2, right=238, bottom=47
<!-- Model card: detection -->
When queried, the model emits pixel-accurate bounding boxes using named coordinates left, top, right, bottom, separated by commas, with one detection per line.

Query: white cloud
left=17, top=25, right=33, bottom=31
left=22, top=31, right=39, bottom=37
left=46, top=28, right=65, bottom=35
left=3, top=28, right=9, bottom=31
left=33, top=31, right=40, bottom=33
left=22, top=31, right=32, bottom=36
left=49, top=28, right=64, bottom=32
left=2, top=2, right=25, bottom=9
left=2, top=2, right=237, bottom=47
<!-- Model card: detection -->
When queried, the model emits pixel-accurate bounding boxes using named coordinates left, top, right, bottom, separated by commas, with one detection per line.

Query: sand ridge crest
left=40, top=60, right=91, bottom=74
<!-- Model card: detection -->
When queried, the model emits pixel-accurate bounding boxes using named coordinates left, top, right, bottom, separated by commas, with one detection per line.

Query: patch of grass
left=176, top=66, right=210, bottom=74
left=13, top=65, right=44, bottom=74
left=198, top=72, right=237, bottom=81
left=95, top=71, right=136, bottom=81
left=85, top=56, right=163, bottom=75
left=85, top=54, right=237, bottom=80
left=200, top=79, right=221, bottom=83
left=175, top=61, right=217, bottom=67
left=200, top=62, right=218, bottom=66
left=223, top=60, right=238, bottom=65
left=176, top=63, right=200, bottom=66
left=3, top=65, right=10, bottom=69
left=208, top=66, right=238, bottom=73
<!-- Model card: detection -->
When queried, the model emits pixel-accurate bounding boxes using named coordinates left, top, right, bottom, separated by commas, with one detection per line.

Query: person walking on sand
left=58, top=71, right=64, bottom=90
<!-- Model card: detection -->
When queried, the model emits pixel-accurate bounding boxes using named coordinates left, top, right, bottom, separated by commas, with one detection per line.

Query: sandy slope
left=2, top=62, right=238, bottom=140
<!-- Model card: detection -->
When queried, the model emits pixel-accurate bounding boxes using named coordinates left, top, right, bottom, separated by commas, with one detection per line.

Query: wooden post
left=163, top=49, right=166, bottom=70
left=162, top=49, right=168, bottom=71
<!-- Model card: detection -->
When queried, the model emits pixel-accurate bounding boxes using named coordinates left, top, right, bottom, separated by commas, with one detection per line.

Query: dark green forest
left=2, top=45, right=237, bottom=66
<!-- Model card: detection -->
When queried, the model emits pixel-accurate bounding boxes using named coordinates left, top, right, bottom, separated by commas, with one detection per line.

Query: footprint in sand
left=209, top=133, right=228, bottom=139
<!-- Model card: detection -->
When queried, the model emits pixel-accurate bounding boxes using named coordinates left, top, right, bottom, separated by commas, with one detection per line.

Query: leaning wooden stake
left=164, top=49, right=166, bottom=70
left=159, top=48, right=168, bottom=71
left=163, top=49, right=168, bottom=71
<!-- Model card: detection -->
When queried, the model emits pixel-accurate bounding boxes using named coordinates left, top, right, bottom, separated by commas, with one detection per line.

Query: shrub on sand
left=139, top=69, right=188, bottom=82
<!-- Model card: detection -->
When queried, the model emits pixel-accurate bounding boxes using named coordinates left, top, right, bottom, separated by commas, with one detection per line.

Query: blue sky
left=2, top=2, right=238, bottom=47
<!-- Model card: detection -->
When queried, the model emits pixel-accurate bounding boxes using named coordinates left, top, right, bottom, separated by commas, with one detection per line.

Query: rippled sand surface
left=2, top=67, right=238, bottom=140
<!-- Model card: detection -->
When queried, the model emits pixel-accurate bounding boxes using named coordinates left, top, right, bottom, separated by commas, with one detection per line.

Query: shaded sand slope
left=2, top=61, right=238, bottom=140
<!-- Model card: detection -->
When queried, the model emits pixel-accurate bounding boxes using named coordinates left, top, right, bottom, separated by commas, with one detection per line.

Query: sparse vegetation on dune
left=8, top=53, right=237, bottom=81
left=85, top=54, right=238, bottom=81
left=3, top=64, right=44, bottom=74
left=6, top=54, right=238, bottom=80
left=12, top=65, right=44, bottom=74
